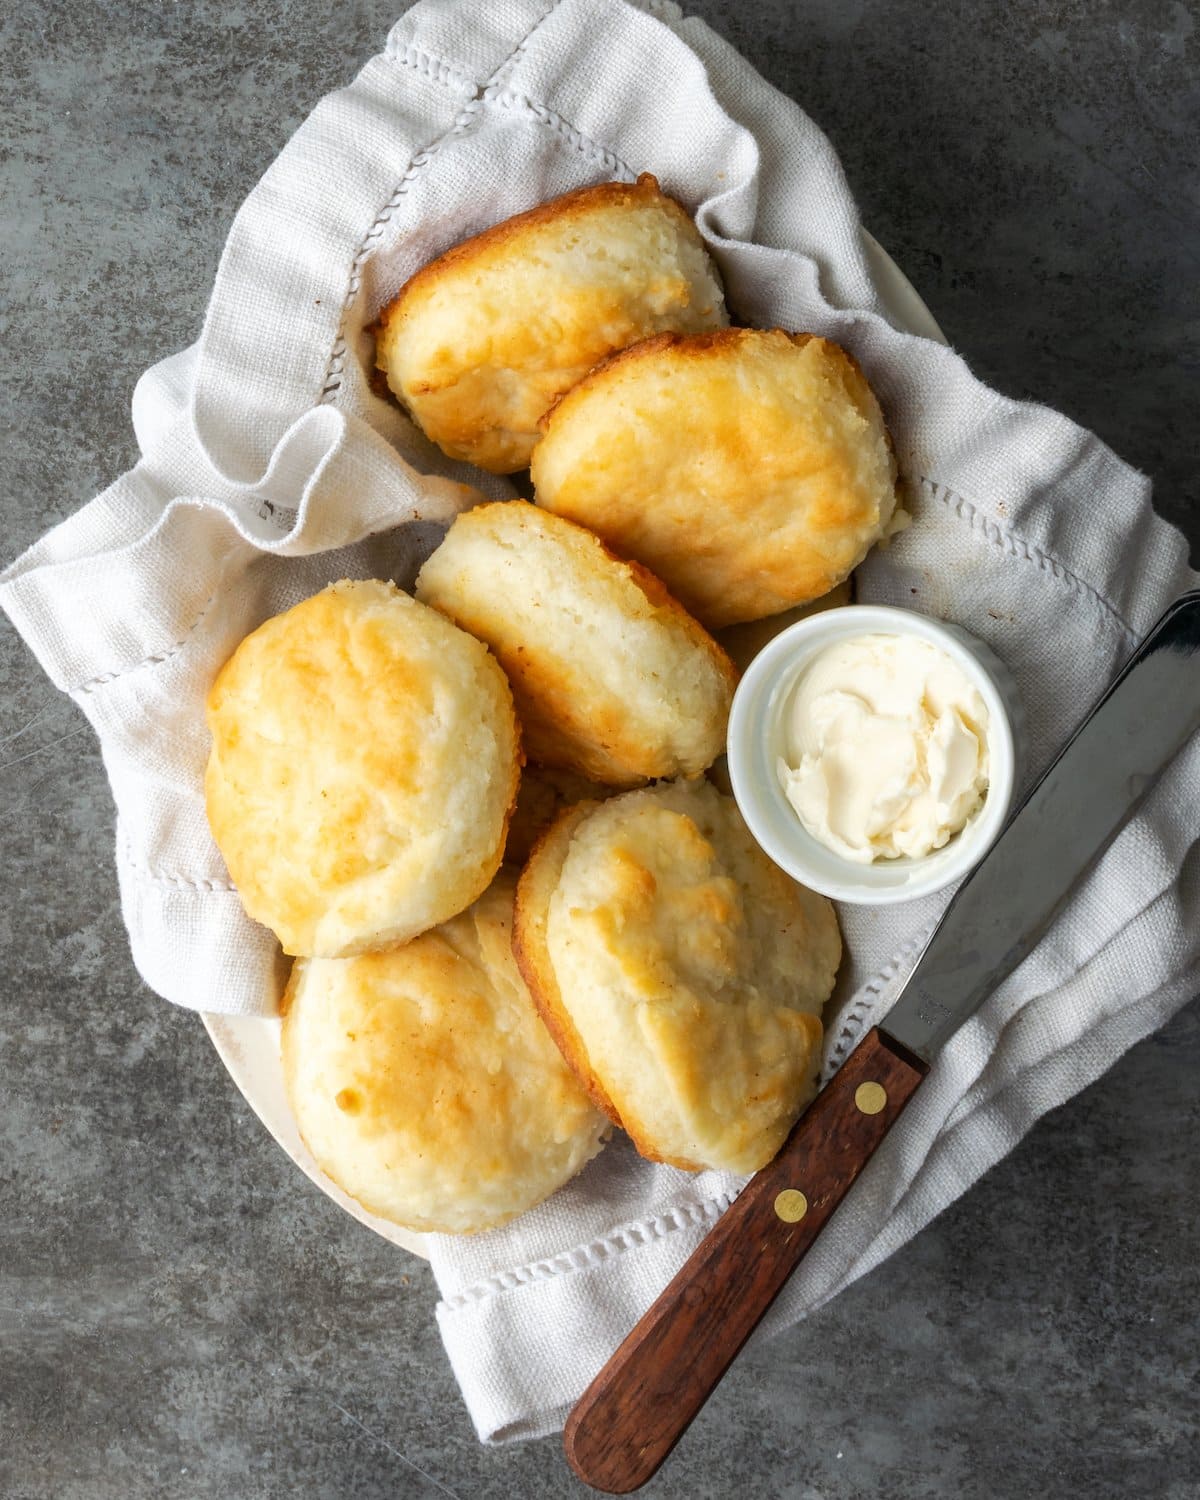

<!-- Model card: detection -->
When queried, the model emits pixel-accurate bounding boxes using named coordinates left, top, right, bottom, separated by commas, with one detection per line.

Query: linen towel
left=2, top=0, right=1195, bottom=1443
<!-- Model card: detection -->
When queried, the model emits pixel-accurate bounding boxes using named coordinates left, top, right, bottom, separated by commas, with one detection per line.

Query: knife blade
left=886, top=586, right=1200, bottom=1063
left=564, top=589, right=1200, bottom=1495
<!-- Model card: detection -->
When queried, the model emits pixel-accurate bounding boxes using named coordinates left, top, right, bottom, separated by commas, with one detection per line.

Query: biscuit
left=415, top=501, right=737, bottom=786
left=281, top=870, right=609, bottom=1234
left=514, top=780, right=841, bottom=1173
left=531, top=329, right=897, bottom=628
left=205, top=578, right=520, bottom=958
left=375, top=174, right=727, bottom=473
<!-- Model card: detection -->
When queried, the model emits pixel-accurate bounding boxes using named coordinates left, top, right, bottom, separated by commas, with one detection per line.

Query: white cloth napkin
left=3, top=0, right=1196, bottom=1445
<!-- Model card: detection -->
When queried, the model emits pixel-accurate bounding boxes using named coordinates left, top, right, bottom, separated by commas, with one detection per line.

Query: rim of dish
left=727, top=604, right=1016, bottom=904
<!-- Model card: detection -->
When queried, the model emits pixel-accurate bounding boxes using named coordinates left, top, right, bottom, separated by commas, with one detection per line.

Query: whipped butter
left=777, top=633, right=990, bottom=864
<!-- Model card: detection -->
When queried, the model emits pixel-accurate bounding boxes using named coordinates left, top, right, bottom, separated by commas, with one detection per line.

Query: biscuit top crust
left=531, top=328, right=898, bottom=627
left=387, top=174, right=694, bottom=306
left=375, top=174, right=728, bottom=473
left=538, top=780, right=842, bottom=1171
left=204, top=578, right=519, bottom=958
left=281, top=869, right=608, bottom=1234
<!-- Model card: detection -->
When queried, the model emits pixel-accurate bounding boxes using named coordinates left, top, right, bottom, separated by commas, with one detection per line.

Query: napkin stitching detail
left=319, top=121, right=483, bottom=403
left=438, top=1191, right=738, bottom=1309
left=945, top=843, right=1200, bottom=1126
left=122, top=860, right=238, bottom=896
left=919, top=476, right=1136, bottom=642
left=485, top=88, right=634, bottom=178
left=320, top=1, right=563, bottom=405
left=72, top=583, right=226, bottom=695
left=823, top=919, right=939, bottom=1080
left=116, top=826, right=238, bottom=893
left=384, top=41, right=479, bottom=94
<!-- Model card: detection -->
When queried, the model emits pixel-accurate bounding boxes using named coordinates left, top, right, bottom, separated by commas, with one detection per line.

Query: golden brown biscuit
left=281, top=870, right=609, bottom=1234
left=205, top=579, right=520, bottom=958
left=531, top=329, right=898, bottom=628
left=415, top=501, right=737, bottom=786
left=514, top=780, right=841, bottom=1173
left=375, top=174, right=727, bottom=473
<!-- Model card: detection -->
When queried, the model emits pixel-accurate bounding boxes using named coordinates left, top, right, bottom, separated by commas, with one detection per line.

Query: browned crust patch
left=512, top=801, right=622, bottom=1125
left=536, top=326, right=820, bottom=434
left=377, top=173, right=689, bottom=337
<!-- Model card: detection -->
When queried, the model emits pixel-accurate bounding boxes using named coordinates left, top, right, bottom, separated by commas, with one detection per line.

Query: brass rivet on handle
left=855, top=1081, right=888, bottom=1115
left=774, top=1189, right=808, bottom=1223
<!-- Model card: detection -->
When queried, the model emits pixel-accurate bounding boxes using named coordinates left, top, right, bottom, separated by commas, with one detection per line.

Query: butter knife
left=565, top=589, right=1200, bottom=1494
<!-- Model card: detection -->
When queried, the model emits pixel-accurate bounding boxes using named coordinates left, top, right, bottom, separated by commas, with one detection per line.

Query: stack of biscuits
left=205, top=173, right=899, bottom=1233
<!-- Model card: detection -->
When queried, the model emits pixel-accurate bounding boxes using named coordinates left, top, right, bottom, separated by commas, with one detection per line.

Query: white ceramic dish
left=202, top=230, right=947, bottom=1261
left=727, top=605, right=1017, bottom=904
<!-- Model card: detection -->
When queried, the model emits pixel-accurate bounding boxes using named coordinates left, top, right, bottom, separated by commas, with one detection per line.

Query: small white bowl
left=726, top=605, right=1017, bottom=905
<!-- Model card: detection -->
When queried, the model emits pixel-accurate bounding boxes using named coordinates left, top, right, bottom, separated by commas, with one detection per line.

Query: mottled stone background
left=1, top=3, right=1196, bottom=1497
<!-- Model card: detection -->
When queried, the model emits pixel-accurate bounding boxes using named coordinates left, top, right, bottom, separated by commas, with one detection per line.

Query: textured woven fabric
left=2, top=0, right=1195, bottom=1445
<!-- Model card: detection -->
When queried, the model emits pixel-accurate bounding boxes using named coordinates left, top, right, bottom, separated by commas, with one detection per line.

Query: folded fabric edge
left=438, top=957, right=1199, bottom=1446
left=434, top=1215, right=738, bottom=1445
left=115, top=836, right=287, bottom=1016
left=912, top=476, right=1139, bottom=645
left=0, top=418, right=488, bottom=699
left=9, top=0, right=1191, bottom=698
left=435, top=1186, right=738, bottom=1312
left=807, top=954, right=1200, bottom=1315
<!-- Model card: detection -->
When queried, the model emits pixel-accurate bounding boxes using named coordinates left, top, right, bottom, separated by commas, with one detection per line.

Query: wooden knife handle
left=563, top=1027, right=928, bottom=1493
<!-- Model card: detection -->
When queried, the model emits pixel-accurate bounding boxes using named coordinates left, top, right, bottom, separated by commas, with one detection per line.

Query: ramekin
left=726, top=605, right=1018, bottom=905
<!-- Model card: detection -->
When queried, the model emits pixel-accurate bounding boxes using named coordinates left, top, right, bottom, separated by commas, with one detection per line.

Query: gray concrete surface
left=1, top=2, right=1197, bottom=1497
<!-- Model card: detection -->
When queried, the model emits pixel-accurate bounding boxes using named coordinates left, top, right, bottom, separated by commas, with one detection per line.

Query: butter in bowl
left=727, top=604, right=1018, bottom=904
